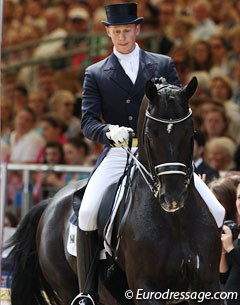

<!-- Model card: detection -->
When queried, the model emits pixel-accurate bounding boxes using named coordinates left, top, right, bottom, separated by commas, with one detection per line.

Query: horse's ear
left=145, top=80, right=158, bottom=102
left=182, top=77, right=198, bottom=100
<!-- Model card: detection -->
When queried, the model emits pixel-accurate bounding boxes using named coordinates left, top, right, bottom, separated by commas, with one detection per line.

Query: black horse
left=6, top=77, right=222, bottom=305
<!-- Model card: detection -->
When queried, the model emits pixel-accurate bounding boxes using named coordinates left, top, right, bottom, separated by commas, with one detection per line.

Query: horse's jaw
left=161, top=201, right=184, bottom=213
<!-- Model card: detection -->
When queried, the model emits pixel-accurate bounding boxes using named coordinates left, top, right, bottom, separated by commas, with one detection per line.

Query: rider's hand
left=106, top=125, right=134, bottom=146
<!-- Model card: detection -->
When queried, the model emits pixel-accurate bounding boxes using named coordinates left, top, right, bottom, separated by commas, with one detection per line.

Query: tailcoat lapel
left=129, top=49, right=158, bottom=97
left=103, top=50, right=158, bottom=96
left=103, top=54, right=133, bottom=93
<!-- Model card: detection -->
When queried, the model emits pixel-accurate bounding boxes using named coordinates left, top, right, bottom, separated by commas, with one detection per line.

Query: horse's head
left=139, top=77, right=198, bottom=212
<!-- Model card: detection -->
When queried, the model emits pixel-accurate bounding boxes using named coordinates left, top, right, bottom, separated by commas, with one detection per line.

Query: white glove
left=106, top=125, right=134, bottom=146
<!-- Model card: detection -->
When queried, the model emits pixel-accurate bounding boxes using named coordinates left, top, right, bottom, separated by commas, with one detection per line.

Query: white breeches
left=78, top=148, right=225, bottom=231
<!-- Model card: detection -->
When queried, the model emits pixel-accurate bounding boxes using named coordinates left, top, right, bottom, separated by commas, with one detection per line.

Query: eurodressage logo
left=124, top=289, right=238, bottom=303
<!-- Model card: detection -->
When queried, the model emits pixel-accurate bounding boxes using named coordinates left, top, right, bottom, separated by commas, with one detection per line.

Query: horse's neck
left=137, top=95, right=149, bottom=167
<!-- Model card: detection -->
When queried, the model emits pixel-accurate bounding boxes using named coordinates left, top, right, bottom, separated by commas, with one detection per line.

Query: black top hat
left=101, top=3, right=144, bottom=26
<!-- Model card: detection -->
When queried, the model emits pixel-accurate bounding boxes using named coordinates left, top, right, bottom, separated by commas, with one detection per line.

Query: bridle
left=143, top=98, right=194, bottom=199
left=123, top=83, right=195, bottom=199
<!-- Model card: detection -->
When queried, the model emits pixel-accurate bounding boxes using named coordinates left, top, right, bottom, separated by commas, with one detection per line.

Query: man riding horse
left=74, top=3, right=225, bottom=305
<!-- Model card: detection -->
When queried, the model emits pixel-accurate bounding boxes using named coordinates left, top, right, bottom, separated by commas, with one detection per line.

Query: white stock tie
left=121, top=59, right=137, bottom=84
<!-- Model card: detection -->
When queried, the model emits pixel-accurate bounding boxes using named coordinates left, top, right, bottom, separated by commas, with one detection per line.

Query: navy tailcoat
left=81, top=48, right=181, bottom=146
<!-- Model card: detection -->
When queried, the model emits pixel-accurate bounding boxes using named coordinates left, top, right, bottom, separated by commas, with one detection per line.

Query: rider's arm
left=81, top=65, right=111, bottom=145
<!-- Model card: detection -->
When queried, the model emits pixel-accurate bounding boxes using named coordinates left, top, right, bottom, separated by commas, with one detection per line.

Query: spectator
left=198, top=98, right=223, bottom=119
left=209, top=35, right=230, bottom=77
left=156, top=0, right=176, bottom=39
left=210, top=75, right=240, bottom=143
left=7, top=107, right=45, bottom=205
left=28, top=90, right=49, bottom=128
left=33, top=141, right=65, bottom=201
left=225, top=172, right=240, bottom=188
left=3, top=0, right=15, bottom=29
left=193, top=98, right=224, bottom=130
left=9, top=107, right=45, bottom=164
left=218, top=0, right=239, bottom=36
left=36, top=113, right=67, bottom=163
left=63, top=6, right=91, bottom=68
left=65, top=6, right=90, bottom=46
left=194, top=130, right=219, bottom=184
left=169, top=46, right=193, bottom=85
left=210, top=0, right=224, bottom=25
left=24, top=1, right=46, bottom=34
left=32, top=7, right=67, bottom=59
left=205, top=136, right=237, bottom=173
left=37, top=67, right=59, bottom=103
left=153, top=0, right=175, bottom=55
left=49, top=90, right=81, bottom=138
left=43, top=141, right=65, bottom=165
left=12, top=85, right=29, bottom=115
left=191, top=40, right=213, bottom=72
left=209, top=177, right=237, bottom=222
left=11, top=2, right=26, bottom=30
left=202, top=107, right=230, bottom=142
left=168, top=15, right=196, bottom=48
left=39, top=113, right=67, bottom=144
left=190, top=0, right=220, bottom=41
left=44, top=137, right=90, bottom=190
left=220, top=182, right=240, bottom=304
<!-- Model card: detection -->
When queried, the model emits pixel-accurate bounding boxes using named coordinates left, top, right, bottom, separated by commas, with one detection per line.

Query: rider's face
left=106, top=24, right=140, bottom=54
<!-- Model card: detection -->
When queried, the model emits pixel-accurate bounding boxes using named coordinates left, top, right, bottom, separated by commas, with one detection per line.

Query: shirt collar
left=114, top=43, right=139, bottom=62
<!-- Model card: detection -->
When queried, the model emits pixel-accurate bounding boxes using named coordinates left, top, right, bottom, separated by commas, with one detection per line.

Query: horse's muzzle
left=161, top=200, right=184, bottom=213
left=159, top=189, right=187, bottom=212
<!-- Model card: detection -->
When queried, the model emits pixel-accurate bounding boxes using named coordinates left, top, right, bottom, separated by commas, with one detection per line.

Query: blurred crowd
left=1, top=0, right=240, bottom=210
left=1, top=0, right=240, bottom=299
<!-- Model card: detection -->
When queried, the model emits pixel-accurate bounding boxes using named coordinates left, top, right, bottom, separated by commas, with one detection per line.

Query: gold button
left=128, top=115, right=133, bottom=121
left=126, top=99, right=131, bottom=104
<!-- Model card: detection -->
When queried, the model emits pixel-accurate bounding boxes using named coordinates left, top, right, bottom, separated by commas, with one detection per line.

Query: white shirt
left=10, top=130, right=45, bottom=163
left=114, top=43, right=140, bottom=84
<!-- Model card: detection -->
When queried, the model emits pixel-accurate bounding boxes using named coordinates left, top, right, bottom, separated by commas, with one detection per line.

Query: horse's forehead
left=151, top=86, right=188, bottom=117
left=157, top=87, right=182, bottom=105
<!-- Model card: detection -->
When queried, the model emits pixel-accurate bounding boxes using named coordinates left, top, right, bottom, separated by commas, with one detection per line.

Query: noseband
left=144, top=105, right=194, bottom=199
